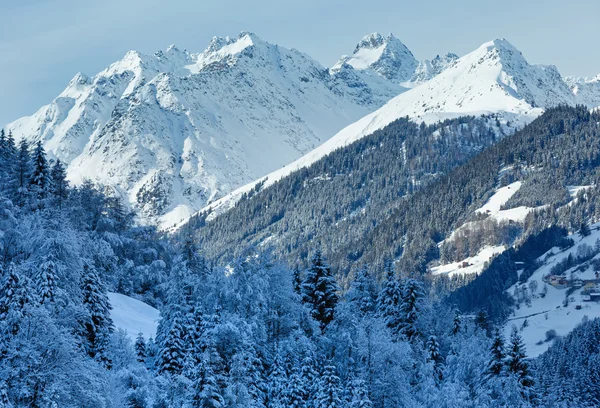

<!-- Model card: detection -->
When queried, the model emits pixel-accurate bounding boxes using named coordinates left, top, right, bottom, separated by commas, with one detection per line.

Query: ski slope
left=108, top=292, right=160, bottom=341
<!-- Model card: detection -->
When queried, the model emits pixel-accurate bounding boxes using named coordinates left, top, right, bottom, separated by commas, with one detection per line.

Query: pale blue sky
left=1, top=0, right=599, bottom=126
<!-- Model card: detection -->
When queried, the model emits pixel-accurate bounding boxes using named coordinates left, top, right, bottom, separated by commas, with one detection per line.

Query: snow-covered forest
left=1, top=127, right=599, bottom=407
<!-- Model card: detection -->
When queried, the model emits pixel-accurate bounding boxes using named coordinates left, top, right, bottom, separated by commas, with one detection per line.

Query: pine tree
left=475, top=311, right=490, bottom=334
left=452, top=310, right=462, bottom=335
left=50, top=159, right=68, bottom=207
left=300, top=356, right=318, bottom=406
left=400, top=279, right=424, bottom=341
left=506, top=326, right=534, bottom=395
left=36, top=255, right=58, bottom=305
left=347, top=266, right=377, bottom=315
left=292, top=266, right=302, bottom=295
left=350, top=379, right=372, bottom=408
left=80, top=264, right=114, bottom=368
left=426, top=335, right=443, bottom=382
left=485, top=330, right=505, bottom=379
left=377, top=263, right=403, bottom=336
left=287, top=369, right=306, bottom=408
left=316, top=365, right=343, bottom=408
left=191, top=355, right=225, bottom=408
left=13, top=139, right=32, bottom=206
left=135, top=332, right=146, bottom=363
left=267, top=357, right=289, bottom=407
left=301, top=250, right=339, bottom=330
left=158, top=314, right=186, bottom=375
left=30, top=141, right=51, bottom=199
left=0, top=264, right=32, bottom=336
left=579, top=222, right=591, bottom=237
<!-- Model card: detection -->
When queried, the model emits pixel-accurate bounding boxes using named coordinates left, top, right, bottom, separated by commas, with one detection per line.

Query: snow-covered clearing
left=108, top=292, right=160, bottom=341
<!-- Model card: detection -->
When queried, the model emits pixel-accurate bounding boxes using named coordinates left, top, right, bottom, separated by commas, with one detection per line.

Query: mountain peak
left=340, top=32, right=418, bottom=83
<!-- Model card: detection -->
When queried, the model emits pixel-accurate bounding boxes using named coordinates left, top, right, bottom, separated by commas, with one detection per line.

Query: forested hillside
left=184, top=106, right=600, bottom=281
left=184, top=114, right=508, bottom=276
left=2, top=109, right=600, bottom=406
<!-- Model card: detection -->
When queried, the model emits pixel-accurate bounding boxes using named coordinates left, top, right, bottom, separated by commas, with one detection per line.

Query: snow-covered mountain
left=6, top=32, right=405, bottom=227
left=335, top=33, right=419, bottom=83
left=565, top=75, right=600, bottom=109
left=190, top=38, right=584, bottom=223
left=409, top=52, right=459, bottom=84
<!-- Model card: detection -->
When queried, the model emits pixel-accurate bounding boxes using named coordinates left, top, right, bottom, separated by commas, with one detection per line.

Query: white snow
left=184, top=38, right=582, bottom=226
left=504, top=223, right=600, bottom=357
left=431, top=245, right=506, bottom=277
left=6, top=31, right=404, bottom=229
left=108, top=292, right=160, bottom=341
left=476, top=182, right=522, bottom=215
left=346, top=45, right=386, bottom=70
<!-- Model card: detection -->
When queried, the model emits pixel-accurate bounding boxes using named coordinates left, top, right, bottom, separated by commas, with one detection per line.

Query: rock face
left=335, top=33, right=419, bottom=83
left=410, top=53, right=459, bottom=84
left=6, top=32, right=404, bottom=228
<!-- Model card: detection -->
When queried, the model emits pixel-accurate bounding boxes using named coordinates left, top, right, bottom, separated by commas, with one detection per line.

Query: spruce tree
left=347, top=266, right=377, bottom=316
left=13, top=139, right=32, bottom=206
left=191, top=355, right=225, bottom=408
left=377, top=263, right=403, bottom=336
left=268, top=357, right=289, bottom=407
left=485, top=330, right=505, bottom=379
left=30, top=141, right=51, bottom=199
left=292, top=266, right=302, bottom=295
left=158, top=314, right=186, bottom=375
left=50, top=159, right=68, bottom=207
left=80, top=264, right=114, bottom=368
left=506, top=326, right=534, bottom=395
left=316, top=365, right=343, bottom=408
left=350, top=379, right=372, bottom=408
left=0, top=264, right=32, bottom=336
left=452, top=310, right=462, bottom=335
left=135, top=332, right=146, bottom=363
left=36, top=255, right=58, bottom=305
left=300, top=356, right=318, bottom=406
left=301, top=250, right=339, bottom=330
left=426, top=335, right=443, bottom=382
left=400, top=279, right=424, bottom=341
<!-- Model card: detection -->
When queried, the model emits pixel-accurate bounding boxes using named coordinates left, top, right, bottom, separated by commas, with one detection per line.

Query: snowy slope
left=108, top=292, right=160, bottom=341
left=565, top=75, right=600, bottom=108
left=503, top=224, right=600, bottom=357
left=408, top=53, right=459, bottom=85
left=335, top=33, right=419, bottom=84
left=6, top=32, right=404, bottom=228
left=188, top=39, right=576, bottom=224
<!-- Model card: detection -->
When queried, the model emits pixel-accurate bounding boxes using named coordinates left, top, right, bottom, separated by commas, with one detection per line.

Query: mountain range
left=5, top=32, right=600, bottom=229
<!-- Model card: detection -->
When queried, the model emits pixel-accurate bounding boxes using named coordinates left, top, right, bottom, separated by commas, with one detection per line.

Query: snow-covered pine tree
left=377, top=262, right=403, bottom=337
left=287, top=368, right=306, bottom=408
left=426, top=335, right=443, bottom=382
left=191, top=354, right=225, bottom=408
left=0, top=264, right=32, bottom=336
left=12, top=139, right=32, bottom=206
left=267, top=356, right=289, bottom=407
left=80, top=264, right=114, bottom=368
left=452, top=310, right=462, bottom=335
left=292, top=266, right=302, bottom=295
left=301, top=250, right=339, bottom=330
left=135, top=332, right=147, bottom=363
left=0, top=380, right=11, bottom=408
left=400, top=279, right=424, bottom=341
left=30, top=140, right=51, bottom=199
left=158, top=313, right=186, bottom=375
left=50, top=159, right=68, bottom=207
left=316, top=365, right=343, bottom=408
left=506, top=326, right=534, bottom=398
left=347, top=266, right=378, bottom=316
left=300, top=356, right=318, bottom=406
left=350, top=378, right=372, bottom=408
left=36, top=255, right=58, bottom=305
left=485, top=330, right=505, bottom=379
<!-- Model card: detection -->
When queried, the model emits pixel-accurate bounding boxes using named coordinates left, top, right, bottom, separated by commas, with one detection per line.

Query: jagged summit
left=6, top=31, right=403, bottom=228
left=338, top=32, right=418, bottom=83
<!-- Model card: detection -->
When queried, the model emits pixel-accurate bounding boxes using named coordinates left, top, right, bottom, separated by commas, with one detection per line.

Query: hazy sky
left=1, top=0, right=599, bottom=126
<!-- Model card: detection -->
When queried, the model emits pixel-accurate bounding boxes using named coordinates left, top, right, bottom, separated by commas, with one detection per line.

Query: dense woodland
left=2, top=107, right=600, bottom=406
